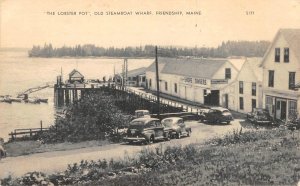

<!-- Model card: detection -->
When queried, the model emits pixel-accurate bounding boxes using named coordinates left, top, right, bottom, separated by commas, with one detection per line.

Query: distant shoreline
left=29, top=56, right=155, bottom=59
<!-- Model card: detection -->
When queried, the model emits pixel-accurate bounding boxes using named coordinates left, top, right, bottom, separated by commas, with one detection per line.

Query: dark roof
left=69, top=69, right=84, bottom=78
left=145, top=59, right=167, bottom=73
left=157, top=58, right=228, bottom=79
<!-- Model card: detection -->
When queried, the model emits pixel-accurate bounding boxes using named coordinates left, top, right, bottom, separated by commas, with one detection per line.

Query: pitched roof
left=158, top=57, right=228, bottom=79
left=119, top=67, right=146, bottom=77
left=69, top=69, right=84, bottom=78
left=247, top=57, right=263, bottom=81
left=261, top=28, right=300, bottom=66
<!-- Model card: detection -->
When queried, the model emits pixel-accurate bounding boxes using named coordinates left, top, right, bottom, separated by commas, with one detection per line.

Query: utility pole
left=155, top=46, right=160, bottom=118
left=125, top=58, right=128, bottom=90
left=122, top=61, right=125, bottom=90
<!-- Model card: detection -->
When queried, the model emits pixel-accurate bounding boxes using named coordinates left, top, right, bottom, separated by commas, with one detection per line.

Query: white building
left=261, top=29, right=300, bottom=121
left=223, top=58, right=263, bottom=113
left=115, top=67, right=147, bottom=87
left=146, top=57, right=241, bottom=106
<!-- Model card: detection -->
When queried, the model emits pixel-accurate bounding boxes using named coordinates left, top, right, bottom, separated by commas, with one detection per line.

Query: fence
left=9, top=121, right=49, bottom=141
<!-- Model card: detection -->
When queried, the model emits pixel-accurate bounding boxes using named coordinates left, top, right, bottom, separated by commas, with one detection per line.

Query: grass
left=4, top=140, right=110, bottom=157
left=1, top=128, right=300, bottom=186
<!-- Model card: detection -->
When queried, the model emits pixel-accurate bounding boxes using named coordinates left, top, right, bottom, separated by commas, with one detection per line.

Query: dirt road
left=0, top=119, right=248, bottom=179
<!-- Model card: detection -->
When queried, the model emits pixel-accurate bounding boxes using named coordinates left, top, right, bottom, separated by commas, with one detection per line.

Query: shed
left=69, top=69, right=84, bottom=83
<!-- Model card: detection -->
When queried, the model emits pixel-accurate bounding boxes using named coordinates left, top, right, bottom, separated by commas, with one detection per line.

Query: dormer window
left=284, top=48, right=289, bottom=63
left=275, top=48, right=280, bottom=62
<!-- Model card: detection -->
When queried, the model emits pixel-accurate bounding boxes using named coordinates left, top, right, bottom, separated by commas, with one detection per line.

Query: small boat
left=10, top=98, right=22, bottom=103
left=25, top=98, right=40, bottom=104
left=37, top=98, right=48, bottom=103
left=2, top=98, right=12, bottom=104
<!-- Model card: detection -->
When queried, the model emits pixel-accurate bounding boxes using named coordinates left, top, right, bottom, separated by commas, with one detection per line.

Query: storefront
left=265, top=95, right=297, bottom=120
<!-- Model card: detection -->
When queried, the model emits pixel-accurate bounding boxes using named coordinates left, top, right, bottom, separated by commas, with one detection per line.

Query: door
left=276, top=99, right=287, bottom=120
left=154, top=121, right=164, bottom=139
left=224, top=94, right=228, bottom=108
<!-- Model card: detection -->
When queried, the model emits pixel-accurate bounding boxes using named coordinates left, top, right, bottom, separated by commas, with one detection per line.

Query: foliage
left=2, top=128, right=299, bottom=185
left=38, top=92, right=132, bottom=143
left=28, top=41, right=270, bottom=58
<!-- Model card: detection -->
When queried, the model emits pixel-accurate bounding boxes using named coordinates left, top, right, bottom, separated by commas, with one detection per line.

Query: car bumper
left=123, top=136, right=146, bottom=142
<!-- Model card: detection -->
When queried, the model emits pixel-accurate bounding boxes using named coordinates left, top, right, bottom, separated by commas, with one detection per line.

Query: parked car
left=247, top=108, right=274, bottom=125
left=123, top=118, right=170, bottom=144
left=286, top=119, right=300, bottom=130
left=134, top=110, right=151, bottom=119
left=161, top=117, right=191, bottom=139
left=198, top=109, right=209, bottom=122
left=204, top=107, right=234, bottom=124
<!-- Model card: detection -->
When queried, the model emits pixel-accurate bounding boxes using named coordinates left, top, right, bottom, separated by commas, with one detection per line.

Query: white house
left=115, top=67, right=147, bottom=87
left=224, top=58, right=263, bottom=113
left=145, top=57, right=241, bottom=106
left=261, top=29, right=300, bottom=121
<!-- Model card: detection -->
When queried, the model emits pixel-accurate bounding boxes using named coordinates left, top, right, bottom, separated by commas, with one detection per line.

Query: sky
left=1, top=0, right=300, bottom=48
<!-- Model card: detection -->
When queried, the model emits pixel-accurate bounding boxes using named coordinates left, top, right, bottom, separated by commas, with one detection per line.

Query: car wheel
left=227, top=121, right=230, bottom=125
left=187, top=130, right=191, bottom=137
left=165, top=133, right=171, bottom=141
left=176, top=132, right=181, bottom=139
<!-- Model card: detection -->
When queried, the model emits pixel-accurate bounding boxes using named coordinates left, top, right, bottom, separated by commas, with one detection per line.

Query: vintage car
left=204, top=107, right=234, bottom=124
left=161, top=117, right=191, bottom=139
left=134, top=110, right=151, bottom=119
left=198, top=109, right=209, bottom=122
left=123, top=118, right=170, bottom=144
left=246, top=108, right=274, bottom=125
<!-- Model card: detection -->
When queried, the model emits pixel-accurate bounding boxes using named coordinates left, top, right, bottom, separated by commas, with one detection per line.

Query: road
left=0, top=119, right=249, bottom=179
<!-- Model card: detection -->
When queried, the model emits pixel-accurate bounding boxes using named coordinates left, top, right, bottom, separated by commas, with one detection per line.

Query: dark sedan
left=203, top=107, right=234, bottom=124
left=247, top=108, right=274, bottom=125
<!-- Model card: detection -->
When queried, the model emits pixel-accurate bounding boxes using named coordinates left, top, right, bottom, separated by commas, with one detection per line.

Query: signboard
left=180, top=77, right=193, bottom=84
left=211, top=79, right=228, bottom=84
left=195, top=78, right=207, bottom=85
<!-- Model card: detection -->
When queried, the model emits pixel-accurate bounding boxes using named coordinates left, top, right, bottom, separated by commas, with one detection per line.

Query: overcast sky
left=1, top=0, right=300, bottom=48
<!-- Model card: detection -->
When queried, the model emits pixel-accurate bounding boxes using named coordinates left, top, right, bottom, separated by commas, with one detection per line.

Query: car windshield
left=222, top=110, right=230, bottom=113
left=129, top=121, right=145, bottom=130
left=257, top=110, right=268, bottom=116
left=135, top=112, right=144, bottom=117
left=162, top=119, right=174, bottom=127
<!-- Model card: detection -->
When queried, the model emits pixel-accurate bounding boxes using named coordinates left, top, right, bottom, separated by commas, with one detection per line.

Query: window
left=132, top=77, right=137, bottom=81
left=225, top=68, right=231, bottom=79
left=142, top=77, right=146, bottom=82
left=174, top=83, right=177, bottom=93
left=288, top=100, right=297, bottom=119
left=284, top=48, right=289, bottom=63
left=289, top=72, right=296, bottom=90
left=165, top=82, right=168, bottom=91
left=252, top=99, right=256, bottom=111
left=239, top=81, right=243, bottom=94
left=268, top=70, right=274, bottom=87
left=239, top=97, right=244, bottom=110
left=252, top=82, right=256, bottom=96
left=275, top=48, right=280, bottom=62
left=149, top=79, right=152, bottom=88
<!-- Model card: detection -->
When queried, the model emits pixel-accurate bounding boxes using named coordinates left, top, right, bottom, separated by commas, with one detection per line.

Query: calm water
left=0, top=51, right=153, bottom=140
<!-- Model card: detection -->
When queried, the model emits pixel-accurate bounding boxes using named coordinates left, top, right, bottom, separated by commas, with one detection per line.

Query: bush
left=38, top=92, right=132, bottom=143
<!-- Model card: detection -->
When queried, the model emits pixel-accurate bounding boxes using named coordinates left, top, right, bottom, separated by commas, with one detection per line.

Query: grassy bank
left=3, top=140, right=110, bottom=157
left=1, top=128, right=299, bottom=185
